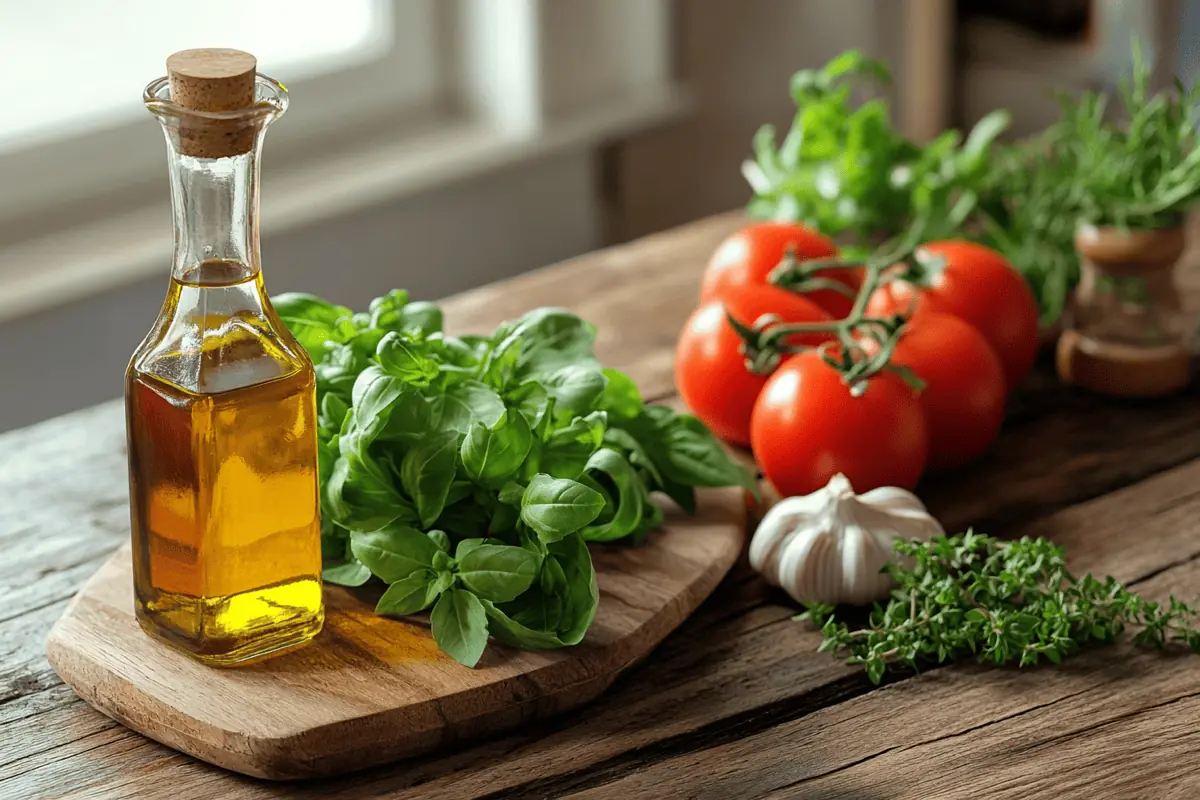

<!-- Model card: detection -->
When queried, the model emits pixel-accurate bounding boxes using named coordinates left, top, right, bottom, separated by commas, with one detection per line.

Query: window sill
left=0, top=85, right=691, bottom=324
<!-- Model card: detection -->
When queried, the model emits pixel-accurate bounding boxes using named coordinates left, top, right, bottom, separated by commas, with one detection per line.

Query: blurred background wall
left=0, top=0, right=1190, bottom=431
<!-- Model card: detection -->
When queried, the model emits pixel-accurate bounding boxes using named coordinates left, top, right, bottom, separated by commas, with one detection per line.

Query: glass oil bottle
left=126, top=49, right=323, bottom=665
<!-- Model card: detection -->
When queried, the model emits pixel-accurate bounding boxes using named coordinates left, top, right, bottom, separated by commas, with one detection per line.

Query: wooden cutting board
left=46, top=488, right=745, bottom=781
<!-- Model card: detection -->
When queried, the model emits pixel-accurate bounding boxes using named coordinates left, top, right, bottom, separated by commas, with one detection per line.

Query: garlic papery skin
left=749, top=473, right=943, bottom=606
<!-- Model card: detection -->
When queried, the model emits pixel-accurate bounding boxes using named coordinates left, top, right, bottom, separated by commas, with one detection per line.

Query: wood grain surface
left=44, top=488, right=744, bottom=780
left=5, top=210, right=1200, bottom=799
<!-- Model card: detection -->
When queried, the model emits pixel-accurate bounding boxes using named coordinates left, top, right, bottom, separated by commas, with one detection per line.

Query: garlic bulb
left=749, top=473, right=943, bottom=606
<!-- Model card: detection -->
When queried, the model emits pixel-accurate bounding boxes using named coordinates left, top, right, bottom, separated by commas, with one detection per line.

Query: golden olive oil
left=126, top=261, right=323, bottom=665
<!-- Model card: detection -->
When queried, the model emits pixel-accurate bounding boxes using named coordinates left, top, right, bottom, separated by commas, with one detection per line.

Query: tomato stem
left=732, top=232, right=927, bottom=388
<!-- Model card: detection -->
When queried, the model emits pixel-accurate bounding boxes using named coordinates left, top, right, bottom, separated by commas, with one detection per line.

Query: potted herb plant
left=1050, top=43, right=1200, bottom=397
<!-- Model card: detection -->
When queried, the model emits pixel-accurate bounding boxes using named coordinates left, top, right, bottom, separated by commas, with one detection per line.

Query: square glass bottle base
left=135, top=577, right=324, bottom=666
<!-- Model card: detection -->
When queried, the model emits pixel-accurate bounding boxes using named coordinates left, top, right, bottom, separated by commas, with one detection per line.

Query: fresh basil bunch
left=274, top=290, right=753, bottom=666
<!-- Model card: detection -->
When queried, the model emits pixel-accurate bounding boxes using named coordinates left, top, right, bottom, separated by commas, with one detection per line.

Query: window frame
left=0, top=0, right=447, bottom=235
left=0, top=0, right=683, bottom=322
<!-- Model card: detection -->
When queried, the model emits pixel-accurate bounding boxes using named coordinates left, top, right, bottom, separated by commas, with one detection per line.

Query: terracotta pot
left=1056, top=225, right=1192, bottom=398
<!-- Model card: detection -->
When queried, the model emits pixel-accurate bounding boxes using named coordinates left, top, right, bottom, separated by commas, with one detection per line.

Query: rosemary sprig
left=798, top=532, right=1200, bottom=685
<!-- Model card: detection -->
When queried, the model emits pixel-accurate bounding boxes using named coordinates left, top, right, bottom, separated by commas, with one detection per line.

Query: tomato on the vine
left=890, top=313, right=1007, bottom=470
left=866, top=240, right=1039, bottom=390
left=700, top=222, right=857, bottom=318
left=750, top=350, right=929, bottom=497
left=675, top=284, right=832, bottom=447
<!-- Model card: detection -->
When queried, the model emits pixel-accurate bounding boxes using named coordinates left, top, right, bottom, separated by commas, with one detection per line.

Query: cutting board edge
left=46, top=490, right=746, bottom=780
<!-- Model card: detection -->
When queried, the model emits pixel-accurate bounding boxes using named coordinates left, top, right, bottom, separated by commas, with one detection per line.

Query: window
left=0, top=0, right=446, bottom=229
left=0, top=0, right=679, bottom=321
left=0, top=1, right=394, bottom=152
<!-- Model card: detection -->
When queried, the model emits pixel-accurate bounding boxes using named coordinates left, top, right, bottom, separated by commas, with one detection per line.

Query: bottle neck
left=166, top=142, right=261, bottom=281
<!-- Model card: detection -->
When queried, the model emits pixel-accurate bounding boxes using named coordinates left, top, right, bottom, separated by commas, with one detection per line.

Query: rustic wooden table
left=5, top=212, right=1200, bottom=800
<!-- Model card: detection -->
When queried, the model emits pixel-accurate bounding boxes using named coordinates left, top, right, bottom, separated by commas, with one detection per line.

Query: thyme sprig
left=799, top=532, right=1200, bottom=685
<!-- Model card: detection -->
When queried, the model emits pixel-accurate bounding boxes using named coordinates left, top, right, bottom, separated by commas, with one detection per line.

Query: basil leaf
left=351, top=367, right=406, bottom=437
left=498, top=481, right=525, bottom=507
left=479, top=328, right=524, bottom=391
left=316, top=342, right=371, bottom=399
left=431, top=589, right=490, bottom=668
left=457, top=544, right=541, bottom=603
left=657, top=413, right=755, bottom=490
left=482, top=601, right=566, bottom=650
left=400, top=431, right=458, bottom=528
left=617, top=406, right=753, bottom=496
left=376, top=571, right=437, bottom=616
left=520, top=475, right=605, bottom=542
left=461, top=408, right=533, bottom=486
left=581, top=448, right=646, bottom=542
left=367, top=289, right=410, bottom=331
left=427, top=529, right=451, bottom=553
left=436, top=501, right=490, bottom=538
left=329, top=451, right=419, bottom=533
left=658, top=474, right=698, bottom=516
left=398, top=301, right=443, bottom=335
left=598, top=368, right=643, bottom=420
left=541, top=365, right=608, bottom=419
left=513, top=591, right=565, bottom=635
left=509, top=309, right=598, bottom=377
left=429, top=380, right=506, bottom=433
left=350, top=524, right=440, bottom=583
left=531, top=556, right=568, bottom=632
left=553, top=533, right=599, bottom=645
left=430, top=569, right=456, bottom=598
left=541, top=411, right=605, bottom=479
left=322, top=559, right=372, bottom=587
left=319, top=393, right=350, bottom=433
left=455, top=538, right=488, bottom=562
left=323, top=457, right=352, bottom=521
left=273, top=292, right=350, bottom=325
left=483, top=533, right=597, bottom=648
left=376, top=332, right=439, bottom=387
left=642, top=500, right=665, bottom=535
left=507, top=382, right=552, bottom=433
left=430, top=333, right=482, bottom=373
left=273, top=292, right=351, bottom=359
left=601, top=427, right=664, bottom=487
left=345, top=326, right=387, bottom=356
left=378, top=391, right=433, bottom=443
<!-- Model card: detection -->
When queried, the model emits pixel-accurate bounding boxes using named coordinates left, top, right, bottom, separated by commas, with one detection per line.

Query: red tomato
left=890, top=313, right=1007, bottom=470
left=700, top=222, right=856, bottom=318
left=866, top=240, right=1039, bottom=391
left=675, top=285, right=833, bottom=446
left=750, top=351, right=929, bottom=497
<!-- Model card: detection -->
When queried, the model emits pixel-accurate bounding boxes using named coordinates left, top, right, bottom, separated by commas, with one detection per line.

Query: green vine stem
left=727, top=233, right=929, bottom=393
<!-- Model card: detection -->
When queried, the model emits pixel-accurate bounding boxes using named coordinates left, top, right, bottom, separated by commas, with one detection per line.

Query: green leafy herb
left=350, top=525, right=439, bottom=584
left=376, top=571, right=440, bottom=616
left=1055, top=40, right=1200, bottom=228
left=282, top=287, right=752, bottom=666
left=746, top=42, right=1200, bottom=326
left=799, top=532, right=1200, bottom=684
left=461, top=409, right=534, bottom=486
left=456, top=543, right=541, bottom=603
left=431, top=588, right=490, bottom=668
left=272, top=293, right=352, bottom=359
left=398, top=431, right=458, bottom=528
left=520, top=475, right=606, bottom=542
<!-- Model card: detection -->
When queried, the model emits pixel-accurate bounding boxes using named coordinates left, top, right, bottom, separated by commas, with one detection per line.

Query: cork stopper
left=167, top=49, right=258, bottom=158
